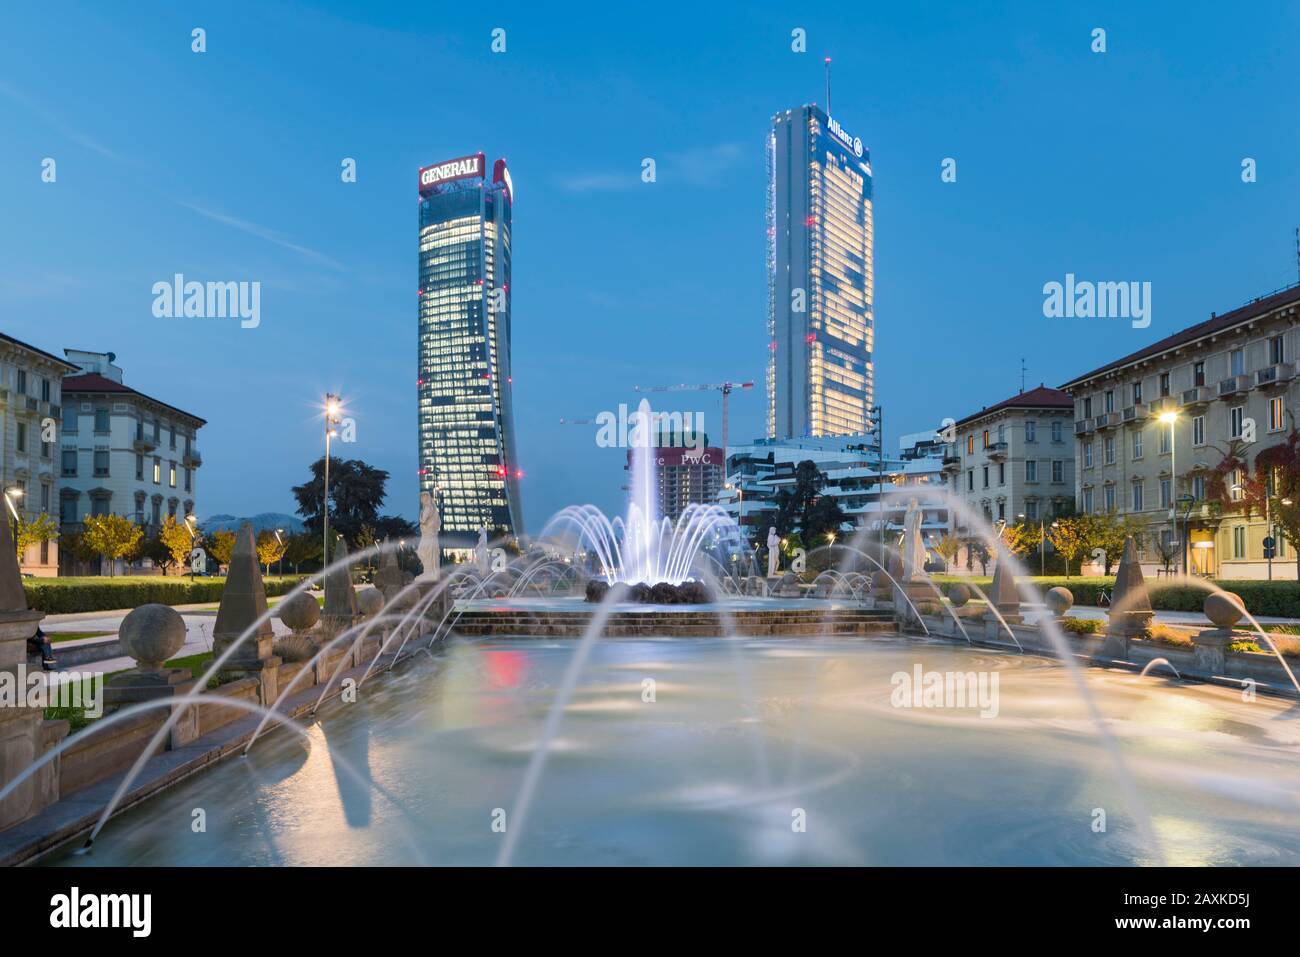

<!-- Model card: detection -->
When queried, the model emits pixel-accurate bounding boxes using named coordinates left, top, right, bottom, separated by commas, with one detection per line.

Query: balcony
left=133, top=437, right=158, bottom=454
left=1121, top=404, right=1149, bottom=424
left=1147, top=396, right=1177, bottom=415
left=183, top=449, right=203, bottom=467
left=1074, top=419, right=1094, bottom=435
left=1094, top=412, right=1119, bottom=430
left=1255, top=363, right=1295, bottom=389
left=1181, top=386, right=1211, bottom=407
left=986, top=441, right=1009, bottom=461
left=1217, top=375, right=1249, bottom=399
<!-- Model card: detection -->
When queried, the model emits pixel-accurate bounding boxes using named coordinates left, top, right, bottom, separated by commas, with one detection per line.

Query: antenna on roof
left=1294, top=227, right=1299, bottom=284
left=824, top=57, right=832, bottom=115
left=1020, top=358, right=1027, bottom=393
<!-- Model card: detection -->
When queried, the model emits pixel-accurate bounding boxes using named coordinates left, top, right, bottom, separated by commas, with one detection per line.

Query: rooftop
left=0, top=332, right=79, bottom=372
left=62, top=372, right=207, bottom=426
left=955, top=385, right=1074, bottom=428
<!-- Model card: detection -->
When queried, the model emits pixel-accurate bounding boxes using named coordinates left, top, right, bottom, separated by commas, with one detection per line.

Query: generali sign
left=419, top=153, right=485, bottom=194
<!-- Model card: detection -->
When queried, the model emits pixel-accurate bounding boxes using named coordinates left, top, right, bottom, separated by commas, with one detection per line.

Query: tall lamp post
left=274, top=527, right=285, bottom=578
left=184, top=513, right=200, bottom=581
left=323, top=393, right=342, bottom=568
left=1158, top=410, right=1180, bottom=574
left=4, top=488, right=23, bottom=555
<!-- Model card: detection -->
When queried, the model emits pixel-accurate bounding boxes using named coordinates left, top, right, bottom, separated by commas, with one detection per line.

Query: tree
left=207, top=529, right=236, bottom=568
left=256, top=529, right=287, bottom=576
left=15, top=512, right=59, bottom=565
left=934, top=534, right=961, bottom=572
left=292, top=456, right=403, bottom=544
left=158, top=515, right=194, bottom=571
left=1002, top=520, right=1043, bottom=559
left=140, top=531, right=177, bottom=574
left=1087, top=511, right=1146, bottom=574
left=969, top=541, right=991, bottom=576
left=1240, top=428, right=1300, bottom=580
left=773, top=460, right=847, bottom=543
left=281, top=532, right=323, bottom=574
left=1047, top=516, right=1093, bottom=578
left=82, top=514, right=143, bottom=575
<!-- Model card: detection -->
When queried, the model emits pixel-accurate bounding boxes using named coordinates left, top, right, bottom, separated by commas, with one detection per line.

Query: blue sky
left=2, top=1, right=1298, bottom=530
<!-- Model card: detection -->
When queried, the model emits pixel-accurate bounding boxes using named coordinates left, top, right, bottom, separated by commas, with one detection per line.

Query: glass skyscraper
left=766, top=104, right=874, bottom=439
left=417, top=152, right=524, bottom=546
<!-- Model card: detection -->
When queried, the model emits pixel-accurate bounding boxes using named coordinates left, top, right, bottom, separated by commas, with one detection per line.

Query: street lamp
left=274, top=527, right=285, bottom=578
left=1158, top=410, right=1180, bottom=574
left=323, top=393, right=342, bottom=568
left=4, top=489, right=23, bottom=555
left=184, top=513, right=200, bottom=580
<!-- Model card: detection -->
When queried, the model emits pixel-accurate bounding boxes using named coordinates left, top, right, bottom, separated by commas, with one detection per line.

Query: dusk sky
left=3, top=1, right=1298, bottom=531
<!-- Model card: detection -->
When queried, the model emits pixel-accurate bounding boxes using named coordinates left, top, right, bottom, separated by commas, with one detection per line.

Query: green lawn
left=47, top=630, right=114, bottom=643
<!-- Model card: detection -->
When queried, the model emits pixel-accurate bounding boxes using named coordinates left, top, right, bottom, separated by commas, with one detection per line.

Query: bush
left=1060, top=617, right=1101, bottom=635
left=938, top=575, right=1300, bottom=618
left=24, top=576, right=308, bottom=614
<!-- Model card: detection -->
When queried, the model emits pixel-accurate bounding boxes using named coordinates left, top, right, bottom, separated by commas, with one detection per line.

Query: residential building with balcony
left=1060, top=283, right=1300, bottom=579
left=943, top=385, right=1076, bottom=535
left=58, top=350, right=205, bottom=573
left=0, top=333, right=79, bottom=576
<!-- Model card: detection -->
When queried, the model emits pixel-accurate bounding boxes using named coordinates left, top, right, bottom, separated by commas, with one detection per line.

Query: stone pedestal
left=894, top=578, right=942, bottom=620
left=106, top=670, right=201, bottom=748
left=1193, top=629, right=1233, bottom=675
left=212, top=524, right=282, bottom=705
left=0, top=605, right=65, bottom=831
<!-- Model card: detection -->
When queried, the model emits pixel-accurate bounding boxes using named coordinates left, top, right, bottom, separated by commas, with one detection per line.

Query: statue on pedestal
left=766, top=526, right=780, bottom=578
left=417, top=490, right=440, bottom=581
left=475, top=526, right=490, bottom=576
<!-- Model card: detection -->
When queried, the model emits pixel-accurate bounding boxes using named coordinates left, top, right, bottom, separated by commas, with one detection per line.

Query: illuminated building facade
left=766, top=104, right=874, bottom=439
left=417, top=152, right=524, bottom=546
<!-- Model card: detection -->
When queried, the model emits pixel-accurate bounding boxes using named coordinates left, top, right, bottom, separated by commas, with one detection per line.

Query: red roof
left=62, top=372, right=206, bottom=425
left=1059, top=283, right=1300, bottom=389
left=955, top=385, right=1073, bottom=428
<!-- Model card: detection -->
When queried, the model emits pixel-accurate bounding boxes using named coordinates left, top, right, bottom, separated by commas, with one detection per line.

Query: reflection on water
left=48, top=637, right=1300, bottom=866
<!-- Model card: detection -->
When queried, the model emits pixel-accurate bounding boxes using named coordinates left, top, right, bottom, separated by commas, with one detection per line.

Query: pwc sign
left=419, top=153, right=486, bottom=195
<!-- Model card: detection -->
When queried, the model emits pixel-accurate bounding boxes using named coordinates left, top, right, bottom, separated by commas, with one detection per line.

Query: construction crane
left=632, top=380, right=754, bottom=451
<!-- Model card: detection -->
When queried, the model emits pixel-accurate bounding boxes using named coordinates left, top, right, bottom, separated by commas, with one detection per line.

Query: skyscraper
left=766, top=104, right=875, bottom=439
left=417, top=152, right=524, bottom=548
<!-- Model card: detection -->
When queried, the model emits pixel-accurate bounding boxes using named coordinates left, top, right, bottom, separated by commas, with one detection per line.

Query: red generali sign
left=418, top=153, right=485, bottom=194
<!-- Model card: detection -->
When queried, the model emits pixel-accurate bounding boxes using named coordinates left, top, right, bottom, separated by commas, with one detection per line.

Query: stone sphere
left=357, top=587, right=384, bottom=617
left=1205, top=591, right=1245, bottom=629
left=1045, top=586, right=1074, bottom=616
left=946, top=583, right=971, bottom=607
left=119, top=603, right=186, bottom=671
left=277, top=590, right=321, bottom=632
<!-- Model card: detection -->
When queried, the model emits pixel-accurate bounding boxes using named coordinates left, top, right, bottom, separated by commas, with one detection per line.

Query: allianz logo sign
left=827, top=115, right=864, bottom=158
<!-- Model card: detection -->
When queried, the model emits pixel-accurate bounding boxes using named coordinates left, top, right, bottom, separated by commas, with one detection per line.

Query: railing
left=1255, top=362, right=1294, bottom=387
left=1217, top=375, right=1247, bottom=397
left=1075, top=419, right=1093, bottom=435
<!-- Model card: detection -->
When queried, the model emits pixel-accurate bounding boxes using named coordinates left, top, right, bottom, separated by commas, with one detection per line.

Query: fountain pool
left=44, top=634, right=1300, bottom=866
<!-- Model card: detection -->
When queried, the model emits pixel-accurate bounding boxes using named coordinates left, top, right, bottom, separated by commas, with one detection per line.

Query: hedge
left=24, top=576, right=309, bottom=615
left=936, top=576, right=1300, bottom=618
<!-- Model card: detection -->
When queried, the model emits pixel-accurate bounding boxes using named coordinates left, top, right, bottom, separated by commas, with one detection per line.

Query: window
left=63, top=405, right=77, bottom=434
left=1104, top=485, right=1116, bottom=511
left=1159, top=427, right=1171, bottom=454
left=1026, top=500, right=1039, bottom=520
left=1230, top=406, right=1244, bottom=438
left=982, top=430, right=989, bottom=449
left=1104, top=436, right=1115, bottom=465
left=1083, top=488, right=1094, bottom=512
left=153, top=420, right=160, bottom=442
left=1230, top=468, right=1244, bottom=501
left=1159, top=372, right=1170, bottom=397
left=997, top=503, right=1005, bottom=521
left=1193, top=361, right=1205, bottom=387
left=1025, top=460, right=1038, bottom=482
left=1269, top=396, right=1284, bottom=432
left=982, top=466, right=989, bottom=488
left=967, top=469, right=974, bottom=491
left=153, top=458, right=161, bottom=484
left=1193, top=415, right=1205, bottom=445
left=169, top=464, right=177, bottom=488
left=1132, top=430, right=1143, bottom=459
left=997, top=424, right=1006, bottom=443
left=1192, top=475, right=1205, bottom=500
left=93, top=450, right=109, bottom=477
left=1132, top=381, right=1143, bottom=404
left=967, top=435, right=974, bottom=455
left=1270, top=334, right=1285, bottom=365
left=15, top=370, right=26, bottom=394
left=91, top=496, right=109, bottom=518
left=94, top=407, right=110, bottom=433
left=169, top=428, right=176, bottom=449
left=1233, top=525, right=1246, bottom=559
left=1051, top=420, right=1063, bottom=442
left=1132, top=482, right=1144, bottom=511
left=60, top=494, right=78, bottom=524
left=1084, top=443, right=1093, bottom=468
left=41, top=378, right=50, bottom=402
left=1230, top=348, right=1244, bottom=377
left=184, top=468, right=192, bottom=492
left=1052, top=460, right=1064, bottom=483
left=1083, top=397, right=1093, bottom=418
left=1275, top=526, right=1288, bottom=559
left=136, top=455, right=144, bottom=480
left=15, top=422, right=25, bottom=453
left=40, top=484, right=49, bottom=512
left=1025, top=421, right=1037, bottom=442
left=61, top=449, right=77, bottom=476
left=151, top=499, right=161, bottom=526
left=997, top=462, right=1005, bottom=484
left=1104, top=391, right=1114, bottom=413
left=1160, top=478, right=1171, bottom=508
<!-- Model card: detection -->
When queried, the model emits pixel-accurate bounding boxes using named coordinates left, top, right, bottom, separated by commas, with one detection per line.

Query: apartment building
left=1060, top=284, right=1300, bottom=579
left=59, top=350, right=205, bottom=572
left=0, top=333, right=79, bottom=576
left=943, top=385, right=1076, bottom=534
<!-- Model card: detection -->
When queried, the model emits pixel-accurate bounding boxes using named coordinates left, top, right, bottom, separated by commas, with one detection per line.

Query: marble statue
left=475, top=526, right=490, bottom=575
left=417, top=490, right=440, bottom=580
left=766, top=526, right=780, bottom=578
left=900, top=498, right=927, bottom=580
